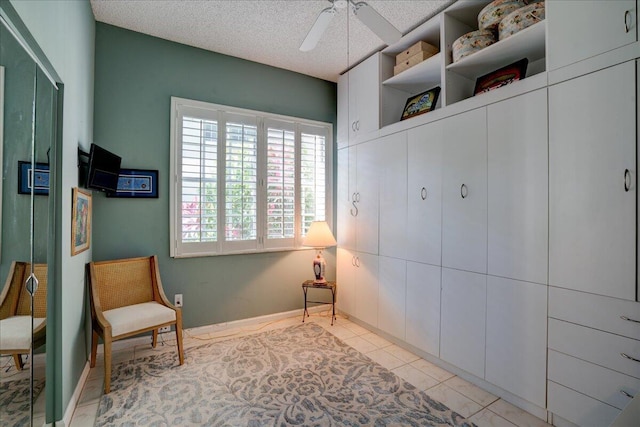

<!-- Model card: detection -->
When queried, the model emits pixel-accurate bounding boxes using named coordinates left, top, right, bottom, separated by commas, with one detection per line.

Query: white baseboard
left=58, top=361, right=91, bottom=426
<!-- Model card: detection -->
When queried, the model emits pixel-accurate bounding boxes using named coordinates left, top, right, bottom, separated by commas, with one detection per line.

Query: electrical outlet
left=158, top=326, right=171, bottom=333
left=174, top=293, right=183, bottom=307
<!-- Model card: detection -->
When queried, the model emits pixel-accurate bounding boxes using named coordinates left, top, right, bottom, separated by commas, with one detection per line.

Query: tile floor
left=68, top=312, right=552, bottom=427
left=0, top=352, right=47, bottom=426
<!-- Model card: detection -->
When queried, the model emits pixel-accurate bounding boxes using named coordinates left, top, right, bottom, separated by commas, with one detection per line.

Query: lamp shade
left=302, top=221, right=337, bottom=248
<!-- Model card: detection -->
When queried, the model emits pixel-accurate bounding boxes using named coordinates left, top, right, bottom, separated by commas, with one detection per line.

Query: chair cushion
left=0, top=316, right=46, bottom=350
left=104, top=301, right=176, bottom=337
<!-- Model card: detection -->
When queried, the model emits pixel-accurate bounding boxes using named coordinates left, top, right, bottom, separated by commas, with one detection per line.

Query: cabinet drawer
left=549, top=349, right=640, bottom=410
left=548, top=319, right=640, bottom=379
left=549, top=287, right=640, bottom=340
left=548, top=381, right=621, bottom=427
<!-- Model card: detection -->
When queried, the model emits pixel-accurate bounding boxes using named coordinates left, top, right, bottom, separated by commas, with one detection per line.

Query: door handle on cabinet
left=352, top=256, right=356, bottom=266
left=25, top=273, right=39, bottom=296
left=620, top=389, right=635, bottom=399
left=621, top=352, right=640, bottom=363
left=350, top=192, right=359, bottom=217
left=624, top=169, right=631, bottom=192
left=355, top=257, right=360, bottom=268
left=421, top=187, right=427, bottom=200
left=355, top=120, right=360, bottom=131
left=621, top=315, right=640, bottom=324
left=625, top=10, right=632, bottom=33
left=460, top=184, right=468, bottom=199
left=352, top=121, right=356, bottom=132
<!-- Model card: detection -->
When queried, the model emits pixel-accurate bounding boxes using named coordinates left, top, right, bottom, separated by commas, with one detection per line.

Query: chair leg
left=175, top=318, right=184, bottom=366
left=152, top=329, right=158, bottom=348
left=90, top=330, right=99, bottom=368
left=103, top=336, right=112, bottom=394
left=13, top=354, right=24, bottom=371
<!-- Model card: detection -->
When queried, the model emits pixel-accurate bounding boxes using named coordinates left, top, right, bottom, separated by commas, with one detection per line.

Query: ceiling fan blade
left=352, top=1, right=401, bottom=45
left=300, top=6, right=336, bottom=52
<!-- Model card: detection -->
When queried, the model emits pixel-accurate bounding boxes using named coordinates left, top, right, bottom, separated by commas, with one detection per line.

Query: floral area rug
left=0, top=377, right=44, bottom=427
left=96, top=323, right=476, bottom=426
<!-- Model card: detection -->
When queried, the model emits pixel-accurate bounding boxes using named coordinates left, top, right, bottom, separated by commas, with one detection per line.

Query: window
left=170, top=97, right=332, bottom=257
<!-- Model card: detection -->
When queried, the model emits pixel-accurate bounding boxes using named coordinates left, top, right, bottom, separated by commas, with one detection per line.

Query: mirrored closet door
left=0, top=16, right=57, bottom=427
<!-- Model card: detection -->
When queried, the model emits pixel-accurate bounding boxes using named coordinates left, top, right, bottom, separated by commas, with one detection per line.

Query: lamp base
left=313, top=278, right=328, bottom=285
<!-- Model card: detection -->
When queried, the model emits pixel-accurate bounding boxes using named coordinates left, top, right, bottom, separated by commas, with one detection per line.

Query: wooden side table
left=301, top=280, right=336, bottom=326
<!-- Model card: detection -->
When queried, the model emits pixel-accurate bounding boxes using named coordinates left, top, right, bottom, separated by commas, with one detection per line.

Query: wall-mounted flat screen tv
left=86, top=143, right=122, bottom=192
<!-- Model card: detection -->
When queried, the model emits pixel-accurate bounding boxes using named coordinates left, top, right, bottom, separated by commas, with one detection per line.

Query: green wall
left=93, top=23, right=337, bottom=328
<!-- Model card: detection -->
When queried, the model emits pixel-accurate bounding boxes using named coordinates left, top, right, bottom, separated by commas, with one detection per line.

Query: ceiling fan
left=300, top=0, right=402, bottom=52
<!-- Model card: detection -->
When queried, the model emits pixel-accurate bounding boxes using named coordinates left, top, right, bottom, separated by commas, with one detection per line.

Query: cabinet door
left=549, top=61, right=636, bottom=301
left=407, top=121, right=443, bottom=266
left=356, top=139, right=380, bottom=255
left=378, top=256, right=406, bottom=340
left=487, top=89, right=548, bottom=284
left=548, top=0, right=636, bottom=71
left=337, top=73, right=349, bottom=149
left=379, top=132, right=408, bottom=259
left=336, top=248, right=356, bottom=316
left=406, top=262, right=441, bottom=357
left=337, top=146, right=356, bottom=251
left=440, top=268, right=487, bottom=379
left=350, top=54, right=380, bottom=138
left=355, top=252, right=379, bottom=328
left=485, top=276, right=547, bottom=407
left=442, top=108, right=488, bottom=274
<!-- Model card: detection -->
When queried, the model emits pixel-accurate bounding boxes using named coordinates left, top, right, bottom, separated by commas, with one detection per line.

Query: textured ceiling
left=90, top=0, right=454, bottom=82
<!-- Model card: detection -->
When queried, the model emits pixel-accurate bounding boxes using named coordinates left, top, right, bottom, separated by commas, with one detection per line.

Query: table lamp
left=302, top=221, right=337, bottom=284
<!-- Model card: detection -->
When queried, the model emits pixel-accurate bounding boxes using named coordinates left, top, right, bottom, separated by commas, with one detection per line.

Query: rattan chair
left=88, top=255, right=184, bottom=393
left=0, top=262, right=47, bottom=370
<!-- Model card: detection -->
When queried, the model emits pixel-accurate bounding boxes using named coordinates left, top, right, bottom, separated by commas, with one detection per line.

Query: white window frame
left=170, top=96, right=333, bottom=258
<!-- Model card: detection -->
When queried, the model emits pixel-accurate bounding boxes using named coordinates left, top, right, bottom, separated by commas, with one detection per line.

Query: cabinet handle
left=351, top=256, right=356, bottom=266
left=355, top=256, right=360, bottom=268
left=625, top=10, right=632, bottom=33
left=621, top=352, right=640, bottom=363
left=621, top=390, right=635, bottom=399
left=421, top=187, right=427, bottom=200
left=624, top=169, right=631, bottom=192
left=621, top=315, right=640, bottom=324
left=352, top=121, right=356, bottom=132
left=356, top=120, right=360, bottom=131
left=25, top=273, right=39, bottom=296
left=350, top=192, right=359, bottom=217
left=460, top=183, right=468, bottom=199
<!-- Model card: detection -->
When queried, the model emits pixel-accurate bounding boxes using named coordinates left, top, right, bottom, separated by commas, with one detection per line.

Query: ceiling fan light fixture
left=299, top=6, right=336, bottom=52
left=351, top=1, right=402, bottom=45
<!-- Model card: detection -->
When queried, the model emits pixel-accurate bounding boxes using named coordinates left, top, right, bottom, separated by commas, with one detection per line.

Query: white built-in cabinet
left=336, top=0, right=640, bottom=422
left=487, top=88, right=548, bottom=284
left=405, top=262, right=441, bottom=357
left=547, top=0, right=637, bottom=72
left=441, top=108, right=487, bottom=274
left=440, top=268, right=487, bottom=379
left=378, top=132, right=408, bottom=260
left=485, top=276, right=547, bottom=408
left=406, top=121, right=443, bottom=266
left=377, top=256, right=406, bottom=340
left=336, top=248, right=379, bottom=328
left=337, top=139, right=381, bottom=255
left=549, top=60, right=636, bottom=301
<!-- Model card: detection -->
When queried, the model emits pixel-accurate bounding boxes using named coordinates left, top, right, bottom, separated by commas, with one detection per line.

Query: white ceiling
left=90, top=0, right=454, bottom=82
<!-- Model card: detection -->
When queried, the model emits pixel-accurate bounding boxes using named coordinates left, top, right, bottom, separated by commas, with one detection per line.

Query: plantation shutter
left=223, top=112, right=259, bottom=252
left=264, top=119, right=296, bottom=249
left=299, top=124, right=327, bottom=237
left=174, top=104, right=220, bottom=256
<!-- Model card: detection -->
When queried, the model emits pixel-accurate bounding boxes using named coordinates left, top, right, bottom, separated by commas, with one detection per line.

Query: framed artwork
left=106, top=169, right=159, bottom=198
left=474, top=58, right=528, bottom=96
left=400, top=87, right=440, bottom=121
left=18, top=161, right=50, bottom=195
left=71, top=187, right=92, bottom=256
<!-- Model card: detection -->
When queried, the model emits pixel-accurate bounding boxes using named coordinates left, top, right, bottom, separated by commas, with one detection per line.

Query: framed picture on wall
left=473, top=58, right=528, bottom=96
left=18, top=161, right=50, bottom=195
left=71, top=187, right=92, bottom=256
left=106, top=169, right=159, bottom=198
